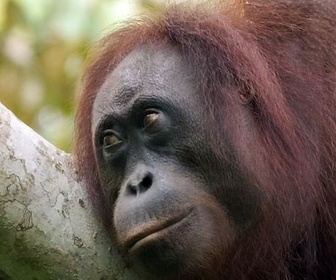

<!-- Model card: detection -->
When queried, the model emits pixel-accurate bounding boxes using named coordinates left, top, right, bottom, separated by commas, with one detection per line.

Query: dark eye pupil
left=143, top=113, right=159, bottom=128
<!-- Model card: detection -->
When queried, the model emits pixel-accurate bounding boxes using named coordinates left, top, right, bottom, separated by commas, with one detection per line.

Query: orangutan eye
left=103, top=133, right=122, bottom=148
left=143, top=112, right=159, bottom=128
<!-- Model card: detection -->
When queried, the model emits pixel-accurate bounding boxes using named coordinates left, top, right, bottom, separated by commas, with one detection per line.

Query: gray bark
left=0, top=102, right=138, bottom=280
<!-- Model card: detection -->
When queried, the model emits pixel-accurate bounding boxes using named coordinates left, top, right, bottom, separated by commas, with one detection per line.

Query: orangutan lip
left=125, top=209, right=193, bottom=250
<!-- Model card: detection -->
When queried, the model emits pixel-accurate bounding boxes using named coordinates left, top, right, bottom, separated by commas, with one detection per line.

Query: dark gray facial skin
left=92, top=46, right=256, bottom=279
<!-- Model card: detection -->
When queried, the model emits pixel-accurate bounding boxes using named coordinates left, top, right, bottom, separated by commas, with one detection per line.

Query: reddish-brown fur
left=75, top=0, right=336, bottom=279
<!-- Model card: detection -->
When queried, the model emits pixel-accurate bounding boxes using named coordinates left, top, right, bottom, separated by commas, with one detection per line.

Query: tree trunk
left=0, top=102, right=138, bottom=280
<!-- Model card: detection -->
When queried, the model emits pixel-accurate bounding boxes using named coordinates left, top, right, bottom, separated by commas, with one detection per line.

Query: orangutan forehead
left=91, top=46, right=197, bottom=127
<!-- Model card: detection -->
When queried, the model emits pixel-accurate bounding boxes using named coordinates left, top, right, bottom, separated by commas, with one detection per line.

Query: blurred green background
left=0, top=0, right=162, bottom=152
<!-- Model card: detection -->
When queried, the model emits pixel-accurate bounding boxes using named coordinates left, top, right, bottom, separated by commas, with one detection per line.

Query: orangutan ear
left=238, top=81, right=256, bottom=105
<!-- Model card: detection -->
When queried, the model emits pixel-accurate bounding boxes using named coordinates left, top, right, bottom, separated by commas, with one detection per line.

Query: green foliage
left=0, top=0, right=160, bottom=151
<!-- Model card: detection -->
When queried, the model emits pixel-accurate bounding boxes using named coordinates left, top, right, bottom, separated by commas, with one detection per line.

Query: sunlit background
left=0, top=0, right=163, bottom=152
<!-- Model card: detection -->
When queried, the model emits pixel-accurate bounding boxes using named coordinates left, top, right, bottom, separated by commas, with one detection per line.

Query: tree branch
left=0, top=102, right=138, bottom=279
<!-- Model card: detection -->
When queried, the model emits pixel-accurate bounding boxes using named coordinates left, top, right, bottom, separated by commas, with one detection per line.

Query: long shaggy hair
left=75, top=1, right=336, bottom=279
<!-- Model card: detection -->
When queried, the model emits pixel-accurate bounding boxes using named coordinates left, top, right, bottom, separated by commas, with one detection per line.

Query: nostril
left=128, top=185, right=137, bottom=196
left=140, top=173, right=153, bottom=191
left=127, top=172, right=153, bottom=196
